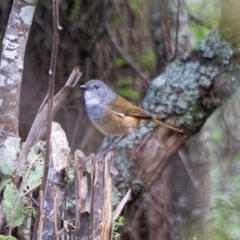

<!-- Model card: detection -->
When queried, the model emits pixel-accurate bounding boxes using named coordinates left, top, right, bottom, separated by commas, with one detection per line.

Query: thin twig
left=159, top=0, right=174, bottom=62
left=34, top=1, right=61, bottom=239
left=112, top=189, right=131, bottom=222
left=41, top=0, right=61, bottom=201
left=129, top=133, right=150, bottom=161
left=174, top=0, right=180, bottom=58
left=37, top=191, right=44, bottom=240
left=21, top=183, right=41, bottom=197
left=52, top=189, right=60, bottom=240
left=178, top=149, right=199, bottom=188
left=102, top=0, right=149, bottom=85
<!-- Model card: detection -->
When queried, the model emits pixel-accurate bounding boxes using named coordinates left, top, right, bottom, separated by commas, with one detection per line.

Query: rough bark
left=0, top=0, right=37, bottom=163
left=114, top=0, right=240, bottom=196
left=113, top=1, right=240, bottom=239
left=0, top=0, right=37, bottom=233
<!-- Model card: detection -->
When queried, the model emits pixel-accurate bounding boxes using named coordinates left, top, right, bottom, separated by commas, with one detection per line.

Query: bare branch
left=41, top=0, right=61, bottom=207
left=16, top=67, right=82, bottom=170
left=174, top=0, right=181, bottom=58
left=112, top=188, right=131, bottom=222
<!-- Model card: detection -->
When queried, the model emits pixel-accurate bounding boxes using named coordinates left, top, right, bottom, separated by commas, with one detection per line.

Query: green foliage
left=189, top=21, right=210, bottom=43
left=186, top=0, right=220, bottom=45
left=115, top=50, right=156, bottom=76
left=2, top=184, right=25, bottom=228
left=113, top=216, right=125, bottom=240
left=24, top=207, right=37, bottom=217
left=116, top=77, right=141, bottom=100
left=1, top=141, right=45, bottom=230
left=141, top=49, right=156, bottom=74
left=0, top=161, right=14, bottom=176
left=16, top=166, right=28, bottom=178
left=118, top=88, right=140, bottom=100
left=128, top=0, right=139, bottom=13
left=0, top=178, right=11, bottom=194
left=0, top=236, right=17, bottom=240
left=24, top=142, right=45, bottom=192
left=115, top=57, right=126, bottom=67
left=69, top=0, right=81, bottom=22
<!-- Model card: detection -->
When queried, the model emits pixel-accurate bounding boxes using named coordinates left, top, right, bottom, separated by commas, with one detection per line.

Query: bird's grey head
left=80, top=79, right=116, bottom=106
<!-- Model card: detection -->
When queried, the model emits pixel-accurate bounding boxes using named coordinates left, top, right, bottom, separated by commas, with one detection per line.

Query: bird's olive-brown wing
left=109, top=95, right=151, bottom=119
left=110, top=95, right=183, bottom=133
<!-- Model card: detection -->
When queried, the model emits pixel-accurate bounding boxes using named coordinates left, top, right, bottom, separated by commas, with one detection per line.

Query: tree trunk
left=0, top=0, right=37, bottom=232
left=114, top=1, right=240, bottom=239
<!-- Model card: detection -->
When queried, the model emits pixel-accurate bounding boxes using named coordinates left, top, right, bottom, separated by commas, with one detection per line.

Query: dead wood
left=74, top=150, right=114, bottom=240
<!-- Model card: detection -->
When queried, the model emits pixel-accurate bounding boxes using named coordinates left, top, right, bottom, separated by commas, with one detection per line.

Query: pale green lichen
left=142, top=60, right=208, bottom=126
left=112, top=27, right=239, bottom=206
left=201, top=28, right=233, bottom=65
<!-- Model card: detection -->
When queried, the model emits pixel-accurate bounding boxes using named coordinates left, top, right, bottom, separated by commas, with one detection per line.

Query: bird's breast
left=86, top=103, right=106, bottom=122
left=92, top=107, right=141, bottom=136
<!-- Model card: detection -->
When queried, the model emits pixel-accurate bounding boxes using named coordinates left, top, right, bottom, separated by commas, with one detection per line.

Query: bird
left=80, top=79, right=182, bottom=138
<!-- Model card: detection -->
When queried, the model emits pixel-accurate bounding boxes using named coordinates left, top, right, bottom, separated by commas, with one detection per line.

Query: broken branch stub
left=74, top=150, right=114, bottom=240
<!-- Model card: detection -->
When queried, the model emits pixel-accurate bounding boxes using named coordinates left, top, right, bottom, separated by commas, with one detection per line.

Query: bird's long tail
left=150, top=119, right=183, bottom=133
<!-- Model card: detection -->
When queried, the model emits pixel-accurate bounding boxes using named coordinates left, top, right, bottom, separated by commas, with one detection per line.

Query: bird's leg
left=100, top=135, right=126, bottom=154
left=110, top=135, right=126, bottom=149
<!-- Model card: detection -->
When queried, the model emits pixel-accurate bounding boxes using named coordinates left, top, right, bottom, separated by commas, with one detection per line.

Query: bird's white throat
left=85, top=91, right=101, bottom=106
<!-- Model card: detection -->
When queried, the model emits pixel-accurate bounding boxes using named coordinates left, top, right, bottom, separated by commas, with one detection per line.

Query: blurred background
left=1, top=0, right=240, bottom=239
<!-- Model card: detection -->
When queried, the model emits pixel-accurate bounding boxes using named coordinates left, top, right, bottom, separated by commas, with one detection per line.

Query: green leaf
left=16, top=166, right=28, bottom=177
left=3, top=184, right=25, bottom=227
left=0, top=235, right=17, bottom=240
left=24, top=207, right=37, bottom=217
left=24, top=156, right=44, bottom=192
left=0, top=177, right=11, bottom=194
left=22, top=141, right=45, bottom=194
left=0, top=161, right=14, bottom=176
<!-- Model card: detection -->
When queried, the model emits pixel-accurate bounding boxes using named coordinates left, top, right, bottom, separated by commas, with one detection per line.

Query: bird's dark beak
left=80, top=84, right=87, bottom=90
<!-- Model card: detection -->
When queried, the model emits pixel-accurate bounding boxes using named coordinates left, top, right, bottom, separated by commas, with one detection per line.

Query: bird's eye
left=94, top=85, right=99, bottom=89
